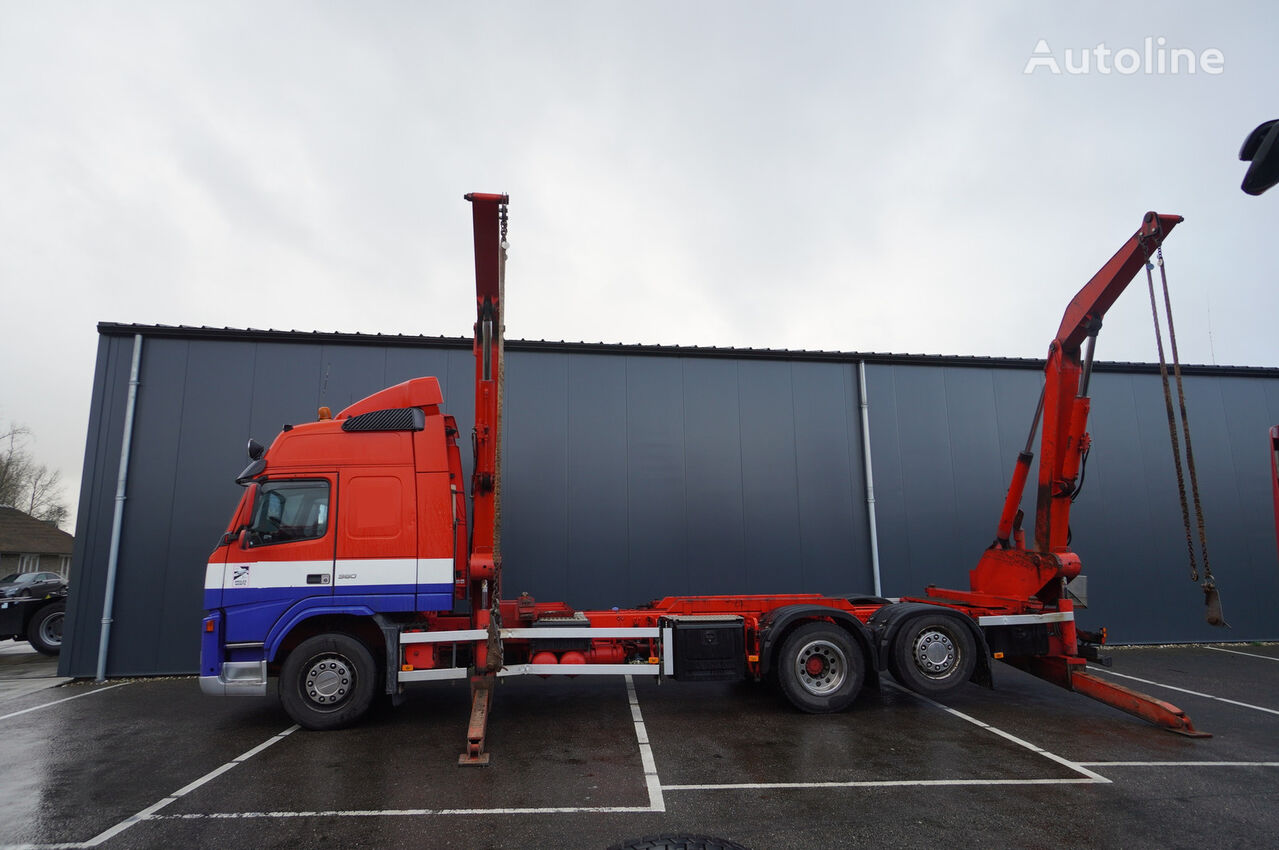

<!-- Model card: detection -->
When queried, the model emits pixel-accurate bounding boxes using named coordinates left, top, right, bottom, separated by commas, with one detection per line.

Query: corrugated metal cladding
left=63, top=326, right=1279, bottom=677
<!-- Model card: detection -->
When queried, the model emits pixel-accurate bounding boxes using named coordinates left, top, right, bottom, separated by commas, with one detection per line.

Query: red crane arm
left=1055, top=212, right=1182, bottom=353
left=464, top=192, right=509, bottom=603
left=1034, top=212, right=1181, bottom=553
left=981, top=212, right=1181, bottom=595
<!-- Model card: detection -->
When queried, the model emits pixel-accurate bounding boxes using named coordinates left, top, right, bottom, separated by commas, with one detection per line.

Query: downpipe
left=857, top=361, right=883, bottom=597
left=96, top=334, right=142, bottom=682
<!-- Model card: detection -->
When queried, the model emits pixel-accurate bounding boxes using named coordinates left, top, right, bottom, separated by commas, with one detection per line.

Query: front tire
left=27, top=601, right=65, bottom=656
left=776, top=621, right=865, bottom=713
left=279, top=633, right=377, bottom=730
left=887, top=613, right=977, bottom=698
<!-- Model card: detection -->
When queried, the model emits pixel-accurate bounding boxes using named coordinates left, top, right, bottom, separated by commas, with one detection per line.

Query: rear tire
left=887, top=613, right=977, bottom=698
left=27, top=601, right=65, bottom=656
left=775, top=621, right=864, bottom=713
left=279, top=633, right=377, bottom=730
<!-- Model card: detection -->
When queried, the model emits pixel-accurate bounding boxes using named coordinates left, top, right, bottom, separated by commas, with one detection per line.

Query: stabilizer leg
left=1007, top=655, right=1210, bottom=738
left=459, top=674, right=495, bottom=766
left=1070, top=669, right=1210, bottom=737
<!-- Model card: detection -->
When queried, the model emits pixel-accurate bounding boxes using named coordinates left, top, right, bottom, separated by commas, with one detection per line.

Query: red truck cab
left=200, top=377, right=467, bottom=695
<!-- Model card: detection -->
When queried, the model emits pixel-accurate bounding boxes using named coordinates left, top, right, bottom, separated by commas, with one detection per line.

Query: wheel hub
left=305, top=657, right=352, bottom=705
left=796, top=640, right=846, bottom=695
left=40, top=613, right=63, bottom=644
left=913, top=630, right=957, bottom=677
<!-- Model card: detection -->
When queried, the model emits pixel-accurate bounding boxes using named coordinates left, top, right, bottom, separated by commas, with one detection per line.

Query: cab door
left=221, top=474, right=337, bottom=644
left=335, top=468, right=417, bottom=612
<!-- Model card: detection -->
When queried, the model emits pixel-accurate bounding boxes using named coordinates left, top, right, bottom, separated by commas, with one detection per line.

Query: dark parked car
left=0, top=571, right=66, bottom=599
left=0, top=573, right=67, bottom=655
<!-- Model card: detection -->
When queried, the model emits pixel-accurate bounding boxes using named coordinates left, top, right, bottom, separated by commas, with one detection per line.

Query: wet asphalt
left=1, top=642, right=1276, bottom=849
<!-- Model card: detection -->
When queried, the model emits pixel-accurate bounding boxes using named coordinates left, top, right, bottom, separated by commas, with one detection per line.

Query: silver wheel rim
left=303, top=654, right=354, bottom=707
left=39, top=612, right=63, bottom=645
left=911, top=628, right=959, bottom=679
left=795, top=639, right=847, bottom=695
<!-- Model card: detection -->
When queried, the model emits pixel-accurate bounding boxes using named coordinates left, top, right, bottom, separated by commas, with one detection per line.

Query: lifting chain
left=488, top=201, right=509, bottom=672
left=1142, top=243, right=1226, bottom=626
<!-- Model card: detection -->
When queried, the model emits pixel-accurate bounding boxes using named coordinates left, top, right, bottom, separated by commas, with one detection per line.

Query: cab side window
left=247, top=480, right=330, bottom=546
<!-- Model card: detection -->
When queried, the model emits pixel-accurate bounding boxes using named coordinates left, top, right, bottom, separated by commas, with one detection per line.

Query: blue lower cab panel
left=220, top=583, right=455, bottom=647
left=416, top=588, right=453, bottom=612
left=224, top=595, right=327, bottom=644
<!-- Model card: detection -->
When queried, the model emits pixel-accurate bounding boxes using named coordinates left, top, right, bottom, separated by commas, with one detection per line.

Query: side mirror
left=247, top=439, right=265, bottom=460
left=221, top=523, right=249, bottom=546
left=1240, top=119, right=1279, bottom=196
left=239, top=528, right=254, bottom=549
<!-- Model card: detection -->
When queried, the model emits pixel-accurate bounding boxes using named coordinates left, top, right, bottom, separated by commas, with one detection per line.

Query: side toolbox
left=667, top=615, right=745, bottom=682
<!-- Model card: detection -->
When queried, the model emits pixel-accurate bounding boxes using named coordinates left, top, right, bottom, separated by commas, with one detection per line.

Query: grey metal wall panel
left=562, top=354, right=629, bottom=607
left=66, top=326, right=1279, bottom=677
left=624, top=357, right=687, bottom=604
left=737, top=361, right=805, bottom=594
left=791, top=363, right=866, bottom=594
left=385, top=347, right=455, bottom=397
left=248, top=343, right=325, bottom=437
left=502, top=352, right=570, bottom=603
left=865, top=363, right=1279, bottom=644
left=867, top=365, right=966, bottom=594
left=316, top=344, right=390, bottom=413
left=108, top=337, right=192, bottom=675
left=1077, top=372, right=1279, bottom=642
left=681, top=359, right=747, bottom=596
left=61, top=336, right=132, bottom=677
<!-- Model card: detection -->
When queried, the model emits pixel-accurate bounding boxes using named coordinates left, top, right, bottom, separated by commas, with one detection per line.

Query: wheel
left=775, top=621, right=865, bottom=713
left=279, top=633, right=377, bottom=730
left=887, top=613, right=977, bottom=698
left=27, top=601, right=65, bottom=656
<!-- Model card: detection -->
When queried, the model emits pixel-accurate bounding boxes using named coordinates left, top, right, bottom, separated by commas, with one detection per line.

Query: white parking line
left=153, top=805, right=660, bottom=819
left=143, top=676, right=666, bottom=823
left=1204, top=645, right=1279, bottom=663
left=626, top=675, right=666, bottom=812
left=663, top=777, right=1103, bottom=791
left=897, top=687, right=1110, bottom=784
left=0, top=683, right=129, bottom=722
left=1080, top=761, right=1279, bottom=768
left=0, top=724, right=301, bottom=850
left=1091, top=668, right=1279, bottom=717
left=665, top=682, right=1109, bottom=793
left=82, top=725, right=301, bottom=846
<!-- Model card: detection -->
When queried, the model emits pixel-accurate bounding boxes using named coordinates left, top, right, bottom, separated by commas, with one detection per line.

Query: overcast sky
left=0, top=2, right=1274, bottom=529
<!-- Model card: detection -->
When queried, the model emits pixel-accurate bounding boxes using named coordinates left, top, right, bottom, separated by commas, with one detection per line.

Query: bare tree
left=0, top=422, right=69, bottom=528
left=24, top=464, right=68, bottom=528
left=0, top=424, right=33, bottom=508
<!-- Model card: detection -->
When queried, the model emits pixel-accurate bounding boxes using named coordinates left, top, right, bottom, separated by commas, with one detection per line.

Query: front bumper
left=199, top=660, right=268, bottom=696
